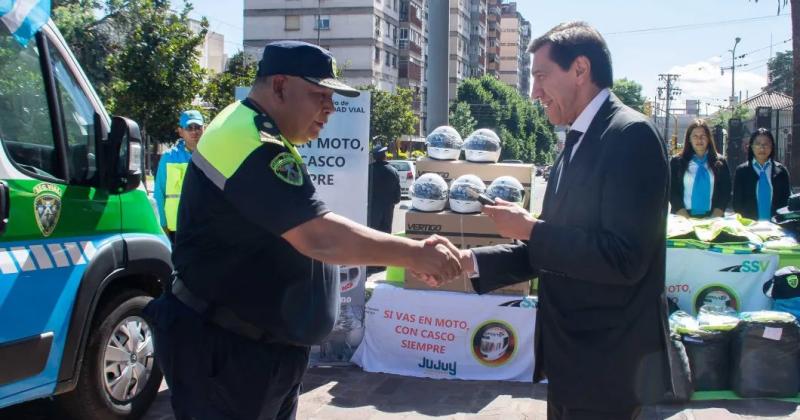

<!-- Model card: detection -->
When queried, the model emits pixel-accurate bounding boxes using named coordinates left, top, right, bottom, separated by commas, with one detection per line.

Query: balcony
left=410, top=41, right=422, bottom=55
left=399, top=61, right=423, bottom=82
left=409, top=5, right=423, bottom=28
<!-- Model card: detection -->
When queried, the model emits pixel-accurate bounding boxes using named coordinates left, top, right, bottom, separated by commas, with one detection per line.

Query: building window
left=375, top=16, right=382, bottom=37
left=315, top=16, right=331, bottom=30
left=394, top=0, right=398, bottom=10
left=285, top=15, right=300, bottom=31
left=385, top=50, right=391, bottom=65
left=375, top=47, right=381, bottom=63
left=400, top=28, right=409, bottom=40
left=392, top=54, right=398, bottom=68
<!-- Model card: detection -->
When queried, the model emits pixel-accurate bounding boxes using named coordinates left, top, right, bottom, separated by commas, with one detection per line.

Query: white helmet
left=486, top=176, right=524, bottom=206
left=426, top=126, right=463, bottom=160
left=410, top=173, right=449, bottom=212
left=449, top=174, right=486, bottom=214
left=479, top=326, right=510, bottom=362
left=463, top=129, right=501, bottom=163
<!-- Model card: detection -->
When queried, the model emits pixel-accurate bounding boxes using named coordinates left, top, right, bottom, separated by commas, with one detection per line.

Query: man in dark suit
left=428, top=22, right=671, bottom=419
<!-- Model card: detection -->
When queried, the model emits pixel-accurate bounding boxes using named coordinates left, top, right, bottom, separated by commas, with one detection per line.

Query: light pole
left=729, top=37, right=741, bottom=107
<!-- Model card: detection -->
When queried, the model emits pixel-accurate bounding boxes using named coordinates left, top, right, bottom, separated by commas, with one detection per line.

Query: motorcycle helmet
left=410, top=173, right=449, bottom=212
left=463, top=128, right=501, bottom=163
left=449, top=174, right=486, bottom=214
left=479, top=326, right=510, bottom=362
left=486, top=176, right=525, bottom=206
left=426, top=126, right=463, bottom=160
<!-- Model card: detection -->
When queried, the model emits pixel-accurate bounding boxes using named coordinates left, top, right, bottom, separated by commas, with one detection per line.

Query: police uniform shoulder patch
left=270, top=152, right=304, bottom=186
left=32, top=183, right=62, bottom=237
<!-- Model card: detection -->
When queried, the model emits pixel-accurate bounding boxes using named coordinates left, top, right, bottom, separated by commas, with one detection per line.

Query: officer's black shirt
left=172, top=99, right=339, bottom=346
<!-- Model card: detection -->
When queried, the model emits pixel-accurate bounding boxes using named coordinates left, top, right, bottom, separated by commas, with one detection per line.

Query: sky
left=174, top=0, right=792, bottom=114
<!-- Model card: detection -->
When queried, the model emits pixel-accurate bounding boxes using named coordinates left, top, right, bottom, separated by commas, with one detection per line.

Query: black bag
left=681, top=330, right=731, bottom=391
left=662, top=333, right=694, bottom=402
left=730, top=318, right=800, bottom=397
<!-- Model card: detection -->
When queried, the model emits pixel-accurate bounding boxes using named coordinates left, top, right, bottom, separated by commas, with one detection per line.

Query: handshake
left=403, top=199, right=537, bottom=287
left=406, top=235, right=474, bottom=288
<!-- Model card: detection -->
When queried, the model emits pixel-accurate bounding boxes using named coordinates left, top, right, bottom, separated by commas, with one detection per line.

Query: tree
left=449, top=101, right=476, bottom=138
left=611, top=78, right=645, bottom=113
left=52, top=0, right=131, bottom=100
left=455, top=76, right=557, bottom=164
left=107, top=0, right=208, bottom=143
left=767, top=50, right=793, bottom=96
left=708, top=104, right=753, bottom=129
left=360, top=86, right=418, bottom=147
left=203, top=51, right=257, bottom=119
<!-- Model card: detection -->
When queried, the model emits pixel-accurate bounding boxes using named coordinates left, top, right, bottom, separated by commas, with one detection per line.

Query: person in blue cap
left=153, top=110, right=204, bottom=242
left=143, top=41, right=462, bottom=420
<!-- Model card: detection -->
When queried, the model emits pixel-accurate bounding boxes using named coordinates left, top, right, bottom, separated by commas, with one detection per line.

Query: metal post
left=426, top=0, right=449, bottom=130
left=730, top=37, right=741, bottom=107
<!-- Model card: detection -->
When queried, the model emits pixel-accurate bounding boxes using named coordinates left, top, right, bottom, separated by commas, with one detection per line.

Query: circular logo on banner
left=471, top=320, right=517, bottom=367
left=693, top=284, right=740, bottom=313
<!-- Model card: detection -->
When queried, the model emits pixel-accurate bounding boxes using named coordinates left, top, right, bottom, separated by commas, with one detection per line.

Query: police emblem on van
left=33, top=183, right=62, bottom=237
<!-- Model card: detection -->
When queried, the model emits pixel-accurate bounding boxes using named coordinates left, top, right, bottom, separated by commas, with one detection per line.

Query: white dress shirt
left=555, top=88, right=610, bottom=192
left=682, top=157, right=715, bottom=211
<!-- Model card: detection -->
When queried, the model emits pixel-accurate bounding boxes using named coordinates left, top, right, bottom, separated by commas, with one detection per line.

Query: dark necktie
left=556, top=129, right=583, bottom=192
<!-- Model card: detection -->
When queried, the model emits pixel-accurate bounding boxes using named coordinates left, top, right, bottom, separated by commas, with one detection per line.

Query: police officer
left=143, top=41, right=461, bottom=420
left=368, top=145, right=401, bottom=234
left=153, top=110, right=204, bottom=242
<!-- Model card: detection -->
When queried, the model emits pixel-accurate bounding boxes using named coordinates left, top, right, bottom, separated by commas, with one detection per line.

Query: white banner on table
left=303, top=92, right=371, bottom=364
left=666, top=248, right=778, bottom=315
left=352, top=285, right=536, bottom=382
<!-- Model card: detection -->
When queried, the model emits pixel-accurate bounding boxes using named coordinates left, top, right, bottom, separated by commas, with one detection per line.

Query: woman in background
left=732, top=128, right=790, bottom=220
left=670, top=119, right=731, bottom=218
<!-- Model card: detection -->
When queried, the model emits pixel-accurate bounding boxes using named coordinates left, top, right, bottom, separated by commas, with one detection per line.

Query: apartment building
left=243, top=0, right=402, bottom=91
left=399, top=0, right=428, bottom=133
left=189, top=18, right=227, bottom=74
left=497, top=2, right=530, bottom=96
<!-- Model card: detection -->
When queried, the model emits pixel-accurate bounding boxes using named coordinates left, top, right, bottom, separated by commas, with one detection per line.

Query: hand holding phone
left=464, top=187, right=495, bottom=205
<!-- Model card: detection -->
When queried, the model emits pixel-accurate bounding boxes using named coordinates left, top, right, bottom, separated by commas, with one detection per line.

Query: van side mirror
left=104, top=116, right=143, bottom=193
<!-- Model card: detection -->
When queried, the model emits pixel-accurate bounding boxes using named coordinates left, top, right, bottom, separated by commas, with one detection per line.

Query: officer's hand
left=483, top=199, right=538, bottom=241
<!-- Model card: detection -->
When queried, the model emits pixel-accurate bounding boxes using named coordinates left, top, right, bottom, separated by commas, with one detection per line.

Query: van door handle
left=0, top=181, right=9, bottom=235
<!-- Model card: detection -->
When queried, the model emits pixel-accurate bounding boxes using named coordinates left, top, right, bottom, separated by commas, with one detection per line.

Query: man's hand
left=711, top=208, right=724, bottom=218
left=676, top=208, right=690, bottom=218
left=407, top=236, right=462, bottom=286
left=414, top=235, right=474, bottom=287
left=482, top=199, right=538, bottom=240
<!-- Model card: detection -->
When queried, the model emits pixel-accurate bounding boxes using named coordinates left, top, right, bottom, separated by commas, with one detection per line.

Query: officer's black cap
left=257, top=40, right=360, bottom=98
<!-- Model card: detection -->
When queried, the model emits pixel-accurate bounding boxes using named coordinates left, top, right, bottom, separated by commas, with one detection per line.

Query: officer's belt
left=171, top=277, right=273, bottom=343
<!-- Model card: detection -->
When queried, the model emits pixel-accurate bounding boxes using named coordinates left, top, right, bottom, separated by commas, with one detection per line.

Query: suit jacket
left=471, top=94, right=671, bottom=410
left=669, top=155, right=731, bottom=214
left=732, top=160, right=790, bottom=219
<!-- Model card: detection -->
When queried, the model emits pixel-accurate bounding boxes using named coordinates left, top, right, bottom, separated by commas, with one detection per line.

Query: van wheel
left=59, top=291, right=162, bottom=419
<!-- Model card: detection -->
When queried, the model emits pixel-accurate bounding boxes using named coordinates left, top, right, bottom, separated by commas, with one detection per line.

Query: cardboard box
left=403, top=210, right=531, bottom=295
left=414, top=158, right=535, bottom=210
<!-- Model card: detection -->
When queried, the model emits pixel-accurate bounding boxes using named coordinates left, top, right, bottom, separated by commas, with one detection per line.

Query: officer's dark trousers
left=368, top=207, right=394, bottom=235
left=143, top=293, right=310, bottom=420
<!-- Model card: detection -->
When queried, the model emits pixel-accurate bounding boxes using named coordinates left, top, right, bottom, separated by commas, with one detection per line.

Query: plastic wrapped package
left=730, top=311, right=800, bottom=397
